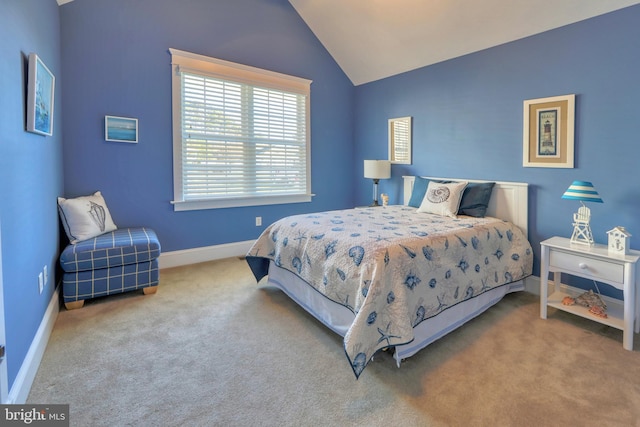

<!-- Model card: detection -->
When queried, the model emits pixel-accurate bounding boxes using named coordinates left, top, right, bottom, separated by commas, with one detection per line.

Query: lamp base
left=370, top=179, right=380, bottom=207
left=570, top=224, right=595, bottom=246
left=570, top=204, right=595, bottom=245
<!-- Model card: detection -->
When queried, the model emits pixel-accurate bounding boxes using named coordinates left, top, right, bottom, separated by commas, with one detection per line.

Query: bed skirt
left=264, top=260, right=525, bottom=367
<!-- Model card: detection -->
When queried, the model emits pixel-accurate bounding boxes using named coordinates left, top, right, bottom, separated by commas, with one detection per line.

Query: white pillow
left=417, top=181, right=468, bottom=218
left=58, top=191, right=117, bottom=244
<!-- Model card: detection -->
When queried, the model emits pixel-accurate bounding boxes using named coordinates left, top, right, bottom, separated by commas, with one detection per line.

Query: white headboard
left=402, top=176, right=529, bottom=237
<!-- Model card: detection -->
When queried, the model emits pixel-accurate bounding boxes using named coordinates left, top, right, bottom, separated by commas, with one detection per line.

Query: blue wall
left=354, top=5, right=640, bottom=298
left=0, top=0, right=63, bottom=389
left=59, top=0, right=355, bottom=252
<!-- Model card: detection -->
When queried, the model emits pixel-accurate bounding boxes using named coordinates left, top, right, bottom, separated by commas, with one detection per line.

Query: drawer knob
left=579, top=262, right=588, bottom=269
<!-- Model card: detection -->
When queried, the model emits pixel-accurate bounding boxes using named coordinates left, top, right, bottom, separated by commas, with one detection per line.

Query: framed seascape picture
left=105, top=115, right=138, bottom=143
left=522, top=94, right=575, bottom=168
left=26, top=53, right=55, bottom=136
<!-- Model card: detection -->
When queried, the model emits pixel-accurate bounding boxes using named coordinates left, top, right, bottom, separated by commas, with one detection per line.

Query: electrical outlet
left=256, top=216, right=262, bottom=226
left=43, top=265, right=48, bottom=285
left=38, top=272, right=44, bottom=294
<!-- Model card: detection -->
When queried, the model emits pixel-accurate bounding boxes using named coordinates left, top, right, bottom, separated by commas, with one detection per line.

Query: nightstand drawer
left=549, top=250, right=624, bottom=284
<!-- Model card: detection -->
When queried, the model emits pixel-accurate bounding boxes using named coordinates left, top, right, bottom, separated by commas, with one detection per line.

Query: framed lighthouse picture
left=522, top=94, right=574, bottom=168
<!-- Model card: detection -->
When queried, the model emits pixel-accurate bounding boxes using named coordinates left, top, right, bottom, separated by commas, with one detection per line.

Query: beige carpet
left=28, top=257, right=640, bottom=426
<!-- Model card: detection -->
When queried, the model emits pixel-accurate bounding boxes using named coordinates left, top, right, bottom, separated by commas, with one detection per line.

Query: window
left=170, top=49, right=312, bottom=211
left=388, top=116, right=412, bottom=164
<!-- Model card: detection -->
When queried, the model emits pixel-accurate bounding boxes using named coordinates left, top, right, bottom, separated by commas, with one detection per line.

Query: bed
left=246, top=176, right=533, bottom=378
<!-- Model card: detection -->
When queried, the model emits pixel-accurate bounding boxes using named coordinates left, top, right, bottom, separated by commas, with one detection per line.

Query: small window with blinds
left=388, top=116, right=412, bottom=165
left=170, top=49, right=312, bottom=211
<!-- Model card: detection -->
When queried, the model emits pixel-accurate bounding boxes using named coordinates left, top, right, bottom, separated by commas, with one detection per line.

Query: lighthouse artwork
left=538, top=109, right=558, bottom=156
left=522, top=94, right=575, bottom=168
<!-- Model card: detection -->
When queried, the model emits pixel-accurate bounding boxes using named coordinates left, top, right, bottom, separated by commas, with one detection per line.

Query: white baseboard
left=158, top=240, right=255, bottom=269
left=8, top=285, right=60, bottom=404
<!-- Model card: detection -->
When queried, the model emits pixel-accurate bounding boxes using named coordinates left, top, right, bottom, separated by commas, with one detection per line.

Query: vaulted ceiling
left=288, top=0, right=640, bottom=85
left=57, top=0, right=640, bottom=85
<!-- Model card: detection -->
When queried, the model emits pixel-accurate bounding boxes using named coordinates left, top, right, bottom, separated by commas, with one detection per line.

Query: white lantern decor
left=607, top=226, right=631, bottom=255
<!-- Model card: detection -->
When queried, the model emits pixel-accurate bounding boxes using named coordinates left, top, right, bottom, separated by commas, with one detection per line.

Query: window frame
left=169, top=48, right=313, bottom=211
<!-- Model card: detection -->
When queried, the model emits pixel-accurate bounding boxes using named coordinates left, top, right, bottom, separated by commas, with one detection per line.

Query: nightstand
left=540, top=236, right=640, bottom=350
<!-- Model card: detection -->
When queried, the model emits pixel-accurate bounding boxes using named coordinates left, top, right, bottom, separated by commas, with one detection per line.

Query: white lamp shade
left=364, top=160, right=391, bottom=179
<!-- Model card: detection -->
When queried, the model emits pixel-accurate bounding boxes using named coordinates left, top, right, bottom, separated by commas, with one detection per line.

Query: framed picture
left=26, top=53, right=55, bottom=136
left=522, top=94, right=575, bottom=168
left=105, top=115, right=138, bottom=143
left=388, top=116, right=412, bottom=164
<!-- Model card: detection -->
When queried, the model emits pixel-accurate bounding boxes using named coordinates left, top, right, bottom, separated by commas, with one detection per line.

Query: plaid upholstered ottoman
left=60, top=227, right=161, bottom=309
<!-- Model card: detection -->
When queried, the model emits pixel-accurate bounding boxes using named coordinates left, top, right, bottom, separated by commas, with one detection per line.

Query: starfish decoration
left=293, top=231, right=308, bottom=244
left=377, top=322, right=401, bottom=346
left=436, top=294, right=448, bottom=311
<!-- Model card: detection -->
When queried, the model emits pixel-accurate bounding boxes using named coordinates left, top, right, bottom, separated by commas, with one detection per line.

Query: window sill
left=171, top=194, right=314, bottom=211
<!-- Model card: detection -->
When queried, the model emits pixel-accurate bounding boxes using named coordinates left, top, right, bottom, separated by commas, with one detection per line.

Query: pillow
left=407, top=177, right=431, bottom=208
left=458, top=182, right=495, bottom=217
left=408, top=177, right=452, bottom=207
left=417, top=181, right=468, bottom=218
left=58, top=191, right=117, bottom=244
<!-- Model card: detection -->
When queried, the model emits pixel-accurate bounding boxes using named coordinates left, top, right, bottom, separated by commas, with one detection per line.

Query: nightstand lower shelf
left=547, top=290, right=624, bottom=331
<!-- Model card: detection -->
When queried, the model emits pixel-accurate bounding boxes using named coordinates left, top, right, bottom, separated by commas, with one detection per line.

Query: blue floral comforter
left=246, top=205, right=533, bottom=378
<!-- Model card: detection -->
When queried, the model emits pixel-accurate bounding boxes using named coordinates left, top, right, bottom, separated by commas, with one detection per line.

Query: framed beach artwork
left=522, top=94, right=575, bottom=168
left=26, top=53, right=55, bottom=136
left=105, top=115, right=138, bottom=143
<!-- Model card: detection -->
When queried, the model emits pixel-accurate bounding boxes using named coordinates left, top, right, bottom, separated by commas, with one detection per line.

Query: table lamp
left=364, top=160, right=391, bottom=206
left=561, top=180, right=603, bottom=245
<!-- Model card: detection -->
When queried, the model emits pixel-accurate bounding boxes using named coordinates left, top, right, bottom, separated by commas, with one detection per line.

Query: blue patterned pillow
left=458, top=182, right=495, bottom=217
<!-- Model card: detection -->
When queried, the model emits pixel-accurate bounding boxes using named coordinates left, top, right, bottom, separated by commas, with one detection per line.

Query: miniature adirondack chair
left=570, top=204, right=594, bottom=245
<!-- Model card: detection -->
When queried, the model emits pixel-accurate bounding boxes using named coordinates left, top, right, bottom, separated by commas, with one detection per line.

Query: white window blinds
left=389, top=116, right=412, bottom=165
left=170, top=49, right=312, bottom=210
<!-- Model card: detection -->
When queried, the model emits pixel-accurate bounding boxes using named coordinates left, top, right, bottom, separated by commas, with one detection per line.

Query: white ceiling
left=288, top=0, right=640, bottom=85
left=57, top=0, right=640, bottom=85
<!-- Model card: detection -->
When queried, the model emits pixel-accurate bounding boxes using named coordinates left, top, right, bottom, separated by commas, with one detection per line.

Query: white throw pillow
left=417, top=181, right=468, bottom=218
left=58, top=191, right=117, bottom=244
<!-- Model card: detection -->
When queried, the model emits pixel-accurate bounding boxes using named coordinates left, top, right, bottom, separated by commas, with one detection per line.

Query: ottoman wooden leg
left=65, top=300, right=85, bottom=310
left=143, top=286, right=158, bottom=295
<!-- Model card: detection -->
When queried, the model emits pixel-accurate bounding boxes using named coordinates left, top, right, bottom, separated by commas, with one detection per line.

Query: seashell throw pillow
left=417, top=181, right=468, bottom=218
left=58, top=191, right=117, bottom=244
